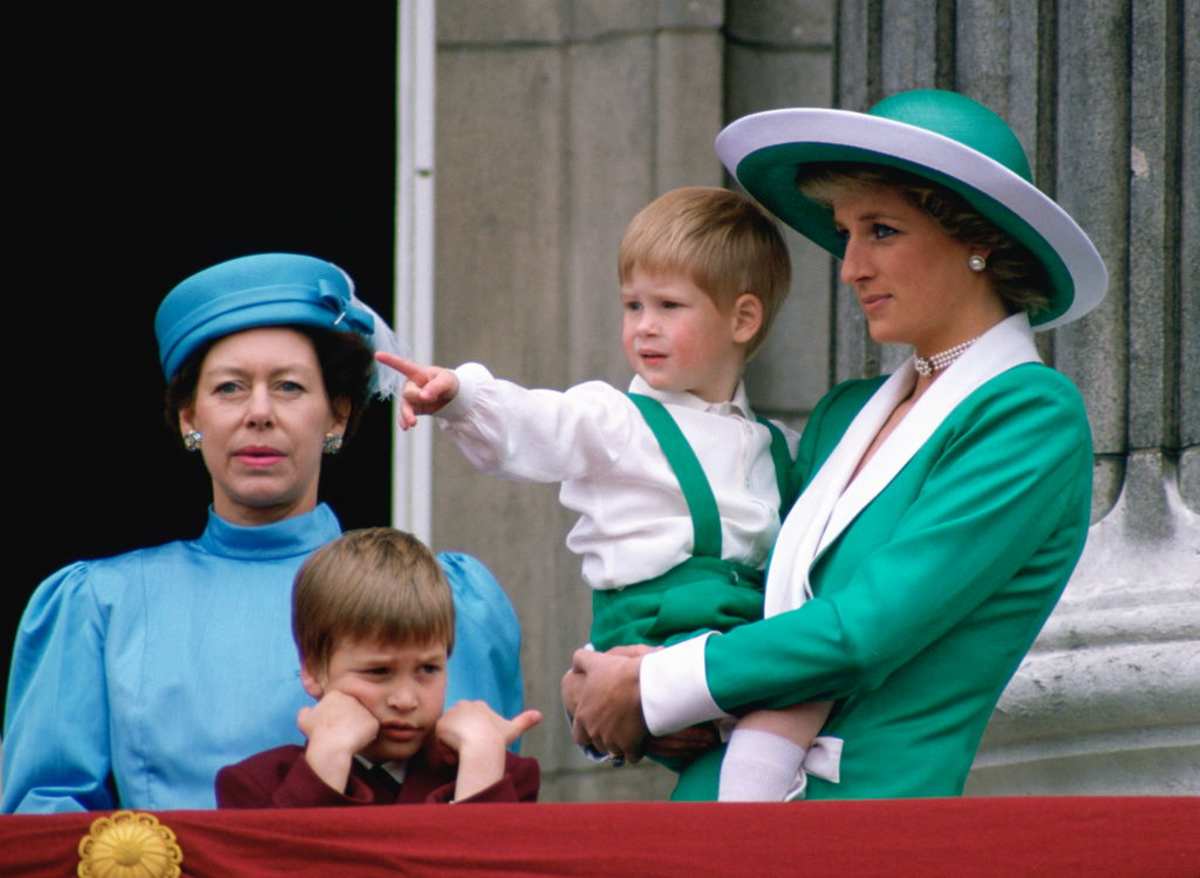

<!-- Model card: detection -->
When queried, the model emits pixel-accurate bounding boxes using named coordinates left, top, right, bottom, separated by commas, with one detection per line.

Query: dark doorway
left=6, top=4, right=397, bottom=705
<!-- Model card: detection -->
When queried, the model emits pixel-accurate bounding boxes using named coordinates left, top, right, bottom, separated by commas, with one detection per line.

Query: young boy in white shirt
left=379, top=186, right=832, bottom=801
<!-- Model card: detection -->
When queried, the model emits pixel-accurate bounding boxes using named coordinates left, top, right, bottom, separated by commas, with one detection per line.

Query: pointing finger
left=375, top=353, right=432, bottom=384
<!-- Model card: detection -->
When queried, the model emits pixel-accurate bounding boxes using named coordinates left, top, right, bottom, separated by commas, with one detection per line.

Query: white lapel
left=765, top=314, right=1040, bottom=617
left=763, top=370, right=911, bottom=616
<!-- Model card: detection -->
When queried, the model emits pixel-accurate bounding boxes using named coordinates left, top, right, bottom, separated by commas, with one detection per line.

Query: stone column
left=726, top=0, right=837, bottom=425
left=431, top=0, right=1197, bottom=801
left=434, top=0, right=724, bottom=802
left=832, top=0, right=1199, bottom=795
left=968, top=0, right=1200, bottom=795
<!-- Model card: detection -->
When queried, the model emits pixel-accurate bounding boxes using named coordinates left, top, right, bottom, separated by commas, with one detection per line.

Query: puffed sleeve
left=2, top=563, right=114, bottom=813
left=439, top=553, right=525, bottom=729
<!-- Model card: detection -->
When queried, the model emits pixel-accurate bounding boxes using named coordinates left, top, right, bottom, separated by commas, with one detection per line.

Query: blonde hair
left=795, top=164, right=1052, bottom=316
left=293, top=527, right=455, bottom=672
left=618, top=186, right=791, bottom=356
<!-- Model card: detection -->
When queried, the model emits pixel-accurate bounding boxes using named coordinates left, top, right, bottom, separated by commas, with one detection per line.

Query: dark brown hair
left=293, top=527, right=455, bottom=673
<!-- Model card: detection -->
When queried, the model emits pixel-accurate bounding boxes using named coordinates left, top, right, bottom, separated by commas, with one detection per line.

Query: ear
left=300, top=663, right=326, bottom=700
left=328, top=396, right=352, bottom=436
left=178, top=404, right=196, bottom=438
left=731, top=293, right=765, bottom=346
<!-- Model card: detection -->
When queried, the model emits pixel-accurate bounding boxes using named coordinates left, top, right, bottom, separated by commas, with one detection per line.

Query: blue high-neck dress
left=2, top=504, right=523, bottom=813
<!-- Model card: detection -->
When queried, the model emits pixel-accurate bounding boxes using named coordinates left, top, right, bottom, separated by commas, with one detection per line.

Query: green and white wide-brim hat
left=715, top=89, right=1107, bottom=330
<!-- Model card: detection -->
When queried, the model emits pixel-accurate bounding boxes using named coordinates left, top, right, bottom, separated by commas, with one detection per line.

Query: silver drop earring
left=968, top=254, right=987, bottom=272
left=183, top=431, right=203, bottom=452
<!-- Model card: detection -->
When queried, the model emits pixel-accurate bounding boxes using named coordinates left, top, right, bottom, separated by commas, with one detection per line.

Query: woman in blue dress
left=2, top=253, right=524, bottom=812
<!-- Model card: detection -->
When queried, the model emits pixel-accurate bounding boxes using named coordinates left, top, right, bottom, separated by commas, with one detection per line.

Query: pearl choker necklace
left=913, top=336, right=980, bottom=377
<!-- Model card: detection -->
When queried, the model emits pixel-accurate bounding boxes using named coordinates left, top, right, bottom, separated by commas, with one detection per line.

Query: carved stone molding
left=969, top=451, right=1200, bottom=794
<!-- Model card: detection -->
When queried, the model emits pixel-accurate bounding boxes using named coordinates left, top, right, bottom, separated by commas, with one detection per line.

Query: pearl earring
left=968, top=254, right=987, bottom=272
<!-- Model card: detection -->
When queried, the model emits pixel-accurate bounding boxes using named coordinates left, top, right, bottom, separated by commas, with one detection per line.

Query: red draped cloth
left=3, top=797, right=1196, bottom=877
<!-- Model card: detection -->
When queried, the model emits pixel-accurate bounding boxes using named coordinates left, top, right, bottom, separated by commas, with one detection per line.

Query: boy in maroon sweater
left=217, top=528, right=540, bottom=807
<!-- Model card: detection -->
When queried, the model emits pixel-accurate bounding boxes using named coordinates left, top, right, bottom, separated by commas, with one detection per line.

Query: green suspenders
left=627, top=393, right=795, bottom=546
left=760, top=413, right=798, bottom=520
left=589, top=394, right=794, bottom=652
left=626, top=393, right=724, bottom=558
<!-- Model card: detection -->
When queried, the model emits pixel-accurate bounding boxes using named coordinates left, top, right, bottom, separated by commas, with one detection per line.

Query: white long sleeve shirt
left=436, top=364, right=799, bottom=591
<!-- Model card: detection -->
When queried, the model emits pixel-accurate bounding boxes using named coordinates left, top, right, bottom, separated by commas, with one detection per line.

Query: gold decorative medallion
left=77, top=810, right=183, bottom=878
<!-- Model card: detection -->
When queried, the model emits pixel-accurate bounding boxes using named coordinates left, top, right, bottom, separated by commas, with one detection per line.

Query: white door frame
left=391, top=0, right=436, bottom=541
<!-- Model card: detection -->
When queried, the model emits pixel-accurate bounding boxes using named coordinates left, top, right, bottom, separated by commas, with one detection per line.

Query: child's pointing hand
left=375, top=353, right=461, bottom=429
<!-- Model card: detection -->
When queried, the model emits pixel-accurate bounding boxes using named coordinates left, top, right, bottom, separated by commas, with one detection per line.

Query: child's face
left=307, top=637, right=449, bottom=763
left=620, top=268, right=751, bottom=403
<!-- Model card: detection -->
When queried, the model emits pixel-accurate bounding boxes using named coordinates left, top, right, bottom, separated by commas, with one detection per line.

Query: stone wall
left=433, top=0, right=728, bottom=802
left=432, top=1, right=1198, bottom=801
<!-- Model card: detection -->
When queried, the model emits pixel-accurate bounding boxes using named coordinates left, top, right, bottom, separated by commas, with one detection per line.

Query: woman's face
left=179, top=327, right=348, bottom=526
left=833, top=184, right=1001, bottom=355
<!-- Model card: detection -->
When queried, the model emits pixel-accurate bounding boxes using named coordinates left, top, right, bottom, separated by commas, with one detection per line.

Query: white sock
left=717, top=728, right=807, bottom=802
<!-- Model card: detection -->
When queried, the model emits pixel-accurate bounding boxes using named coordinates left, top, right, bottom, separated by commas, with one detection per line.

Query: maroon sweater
left=217, top=744, right=539, bottom=808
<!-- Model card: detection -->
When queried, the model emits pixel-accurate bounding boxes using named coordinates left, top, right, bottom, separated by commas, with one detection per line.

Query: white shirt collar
left=628, top=374, right=754, bottom=420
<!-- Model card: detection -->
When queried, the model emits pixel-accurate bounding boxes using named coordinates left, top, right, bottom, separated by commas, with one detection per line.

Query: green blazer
left=639, top=315, right=1093, bottom=799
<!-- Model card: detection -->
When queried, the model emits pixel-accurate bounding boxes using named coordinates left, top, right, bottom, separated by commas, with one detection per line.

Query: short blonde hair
left=618, top=186, right=791, bottom=356
left=293, top=527, right=455, bottom=672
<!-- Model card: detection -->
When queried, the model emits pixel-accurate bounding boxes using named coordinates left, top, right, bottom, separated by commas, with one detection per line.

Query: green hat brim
left=716, top=106, right=1107, bottom=329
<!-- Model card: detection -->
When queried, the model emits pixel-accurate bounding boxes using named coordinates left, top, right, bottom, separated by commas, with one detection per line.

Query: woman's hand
left=375, top=353, right=460, bottom=429
left=594, top=645, right=717, bottom=762
left=561, top=644, right=655, bottom=717
left=563, top=648, right=648, bottom=762
left=644, top=723, right=721, bottom=762
left=606, top=644, right=658, bottom=659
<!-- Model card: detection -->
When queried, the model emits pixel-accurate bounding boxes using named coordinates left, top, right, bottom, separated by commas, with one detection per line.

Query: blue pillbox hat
left=155, top=253, right=376, bottom=380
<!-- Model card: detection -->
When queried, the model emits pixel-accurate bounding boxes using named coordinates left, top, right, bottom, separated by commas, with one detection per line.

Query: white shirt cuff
left=639, top=633, right=731, bottom=736
left=437, top=362, right=492, bottom=421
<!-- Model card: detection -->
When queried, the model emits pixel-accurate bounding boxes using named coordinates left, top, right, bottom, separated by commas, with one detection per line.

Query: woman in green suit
left=563, top=89, right=1107, bottom=800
